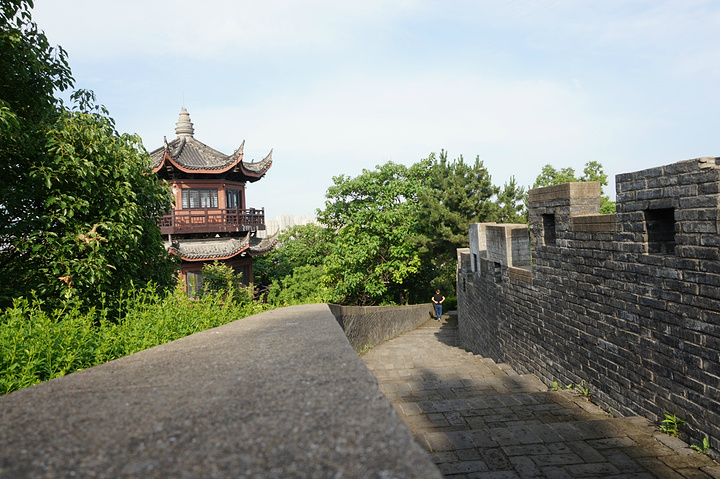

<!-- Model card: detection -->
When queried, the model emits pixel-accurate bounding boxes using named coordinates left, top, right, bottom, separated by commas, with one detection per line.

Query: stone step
left=389, top=389, right=611, bottom=435
left=361, top=318, right=720, bottom=478
left=385, top=375, right=720, bottom=477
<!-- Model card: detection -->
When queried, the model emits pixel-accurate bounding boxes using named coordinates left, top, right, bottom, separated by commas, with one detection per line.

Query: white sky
left=33, top=0, right=720, bottom=218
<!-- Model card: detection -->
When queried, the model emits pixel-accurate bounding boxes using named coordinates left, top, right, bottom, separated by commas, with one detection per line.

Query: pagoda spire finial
left=175, top=107, right=194, bottom=138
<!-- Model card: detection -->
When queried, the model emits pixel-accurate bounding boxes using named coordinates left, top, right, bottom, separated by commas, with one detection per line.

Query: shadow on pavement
left=362, top=313, right=720, bottom=478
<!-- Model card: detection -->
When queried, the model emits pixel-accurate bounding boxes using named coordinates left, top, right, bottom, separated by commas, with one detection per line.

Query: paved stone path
left=362, top=314, right=720, bottom=479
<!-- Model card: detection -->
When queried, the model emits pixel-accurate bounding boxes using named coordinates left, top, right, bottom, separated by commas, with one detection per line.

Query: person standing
left=432, top=289, right=445, bottom=321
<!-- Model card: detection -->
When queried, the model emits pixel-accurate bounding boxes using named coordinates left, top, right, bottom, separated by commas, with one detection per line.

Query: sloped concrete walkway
left=0, top=304, right=440, bottom=479
left=362, top=314, right=720, bottom=479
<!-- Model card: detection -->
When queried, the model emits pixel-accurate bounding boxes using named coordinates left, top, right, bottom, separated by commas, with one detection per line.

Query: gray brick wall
left=457, top=157, right=720, bottom=452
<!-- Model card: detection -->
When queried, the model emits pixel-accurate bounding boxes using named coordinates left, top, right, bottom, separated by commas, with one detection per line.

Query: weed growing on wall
left=660, top=413, right=686, bottom=437
left=691, top=437, right=710, bottom=454
left=0, top=285, right=271, bottom=395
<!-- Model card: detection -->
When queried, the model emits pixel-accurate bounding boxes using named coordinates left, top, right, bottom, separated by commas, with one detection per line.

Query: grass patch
left=0, top=284, right=273, bottom=395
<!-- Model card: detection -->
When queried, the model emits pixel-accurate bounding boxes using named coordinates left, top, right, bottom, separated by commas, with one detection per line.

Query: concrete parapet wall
left=458, top=157, right=720, bottom=454
left=0, top=304, right=441, bottom=478
left=329, top=303, right=434, bottom=353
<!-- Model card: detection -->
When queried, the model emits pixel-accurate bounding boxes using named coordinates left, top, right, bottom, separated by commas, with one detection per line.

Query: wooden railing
left=158, top=207, right=265, bottom=235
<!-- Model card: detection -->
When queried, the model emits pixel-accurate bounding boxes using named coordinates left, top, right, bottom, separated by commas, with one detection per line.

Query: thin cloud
left=30, top=0, right=720, bottom=216
left=34, top=0, right=424, bottom=61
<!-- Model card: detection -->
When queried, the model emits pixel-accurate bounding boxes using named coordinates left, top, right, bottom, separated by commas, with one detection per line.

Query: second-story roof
left=168, top=233, right=279, bottom=261
left=149, top=108, right=272, bottom=182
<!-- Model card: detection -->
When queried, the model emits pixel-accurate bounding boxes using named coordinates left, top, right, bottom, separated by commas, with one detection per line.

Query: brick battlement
left=457, top=157, right=720, bottom=456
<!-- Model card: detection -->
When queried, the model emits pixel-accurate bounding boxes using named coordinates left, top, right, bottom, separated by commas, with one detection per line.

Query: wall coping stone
left=528, top=181, right=601, bottom=203
left=0, top=303, right=441, bottom=478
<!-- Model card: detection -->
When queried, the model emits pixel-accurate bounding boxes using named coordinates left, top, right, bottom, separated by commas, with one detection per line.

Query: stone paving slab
left=362, top=315, right=720, bottom=479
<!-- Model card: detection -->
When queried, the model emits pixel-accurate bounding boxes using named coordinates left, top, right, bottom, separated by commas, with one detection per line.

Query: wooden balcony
left=158, top=207, right=265, bottom=235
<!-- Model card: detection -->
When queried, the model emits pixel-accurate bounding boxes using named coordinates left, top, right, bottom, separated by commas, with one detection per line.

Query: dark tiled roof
left=248, top=232, right=279, bottom=255
left=149, top=137, right=245, bottom=171
left=148, top=109, right=272, bottom=180
left=243, top=149, right=273, bottom=174
left=169, top=236, right=250, bottom=261
left=168, top=233, right=278, bottom=261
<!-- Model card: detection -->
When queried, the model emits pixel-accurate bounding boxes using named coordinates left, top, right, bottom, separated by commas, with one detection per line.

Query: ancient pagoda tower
left=149, top=108, right=277, bottom=296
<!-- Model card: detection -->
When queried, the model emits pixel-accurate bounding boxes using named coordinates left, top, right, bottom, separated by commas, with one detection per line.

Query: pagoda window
left=182, top=188, right=218, bottom=209
left=226, top=189, right=241, bottom=209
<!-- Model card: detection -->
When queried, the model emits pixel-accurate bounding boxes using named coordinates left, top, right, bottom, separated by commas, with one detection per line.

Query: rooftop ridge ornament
left=175, top=107, right=194, bottom=138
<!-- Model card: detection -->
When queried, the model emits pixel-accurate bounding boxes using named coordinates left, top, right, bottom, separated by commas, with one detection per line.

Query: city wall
left=457, top=157, right=720, bottom=453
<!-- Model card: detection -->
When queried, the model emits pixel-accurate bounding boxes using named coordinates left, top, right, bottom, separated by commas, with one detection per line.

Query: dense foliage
left=257, top=152, right=527, bottom=306
left=415, top=151, right=522, bottom=298
left=533, top=160, right=616, bottom=214
left=494, top=176, right=528, bottom=224
left=319, top=161, right=426, bottom=304
left=0, top=285, right=271, bottom=395
left=261, top=156, right=614, bottom=307
left=267, top=264, right=331, bottom=306
left=254, top=223, right=330, bottom=284
left=199, top=261, right=253, bottom=304
left=254, top=224, right=332, bottom=305
left=1, top=0, right=72, bottom=306
left=0, top=3, right=177, bottom=311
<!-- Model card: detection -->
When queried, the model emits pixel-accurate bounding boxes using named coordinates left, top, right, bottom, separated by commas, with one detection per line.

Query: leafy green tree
left=0, top=3, right=178, bottom=310
left=1, top=0, right=74, bottom=300
left=318, top=161, right=426, bottom=305
left=580, top=160, right=607, bottom=184
left=4, top=94, right=178, bottom=310
left=532, top=160, right=616, bottom=214
left=0, top=2, right=72, bottom=119
left=418, top=152, right=498, bottom=253
left=253, top=223, right=330, bottom=286
left=267, top=264, right=331, bottom=306
left=266, top=153, right=522, bottom=306
left=201, top=261, right=251, bottom=304
left=416, top=151, right=499, bottom=295
left=493, top=176, right=527, bottom=224
left=532, top=164, right=578, bottom=188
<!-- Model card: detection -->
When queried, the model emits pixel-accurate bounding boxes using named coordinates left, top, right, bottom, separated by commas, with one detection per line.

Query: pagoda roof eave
left=151, top=142, right=272, bottom=183
left=150, top=136, right=246, bottom=172
left=179, top=246, right=249, bottom=262
left=168, top=233, right=277, bottom=262
left=151, top=150, right=244, bottom=176
left=247, top=231, right=279, bottom=256
left=239, top=149, right=273, bottom=181
left=168, top=236, right=250, bottom=262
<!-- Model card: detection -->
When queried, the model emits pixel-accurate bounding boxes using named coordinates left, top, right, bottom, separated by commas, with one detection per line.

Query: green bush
left=267, top=264, right=331, bottom=306
left=0, top=297, right=99, bottom=394
left=444, top=296, right=458, bottom=311
left=200, top=261, right=253, bottom=304
left=0, top=284, right=271, bottom=395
